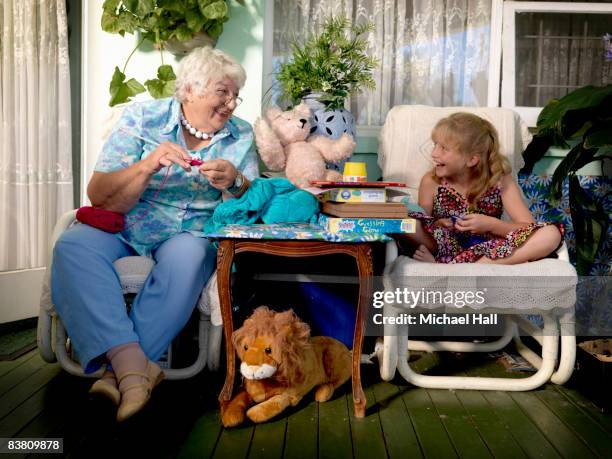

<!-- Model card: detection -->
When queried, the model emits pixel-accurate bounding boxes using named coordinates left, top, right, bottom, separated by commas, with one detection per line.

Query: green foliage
left=276, top=16, right=378, bottom=110
left=101, top=0, right=243, bottom=105
left=109, top=66, right=145, bottom=106
left=521, top=84, right=612, bottom=275
left=144, top=64, right=176, bottom=99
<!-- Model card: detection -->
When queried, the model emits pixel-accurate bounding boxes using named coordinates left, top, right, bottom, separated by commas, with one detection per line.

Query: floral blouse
left=95, top=97, right=259, bottom=256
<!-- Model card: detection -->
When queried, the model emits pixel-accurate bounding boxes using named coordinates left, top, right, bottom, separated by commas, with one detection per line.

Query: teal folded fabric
left=204, top=178, right=319, bottom=234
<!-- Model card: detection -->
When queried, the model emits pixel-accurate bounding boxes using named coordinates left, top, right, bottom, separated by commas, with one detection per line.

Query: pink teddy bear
left=254, top=102, right=356, bottom=188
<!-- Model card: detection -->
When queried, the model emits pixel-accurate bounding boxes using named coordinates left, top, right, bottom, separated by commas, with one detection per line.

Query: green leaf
left=102, top=0, right=121, bottom=13
left=550, top=143, right=583, bottom=199
left=109, top=66, right=145, bottom=106
left=135, top=0, right=156, bottom=17
left=585, top=126, right=612, bottom=149
left=175, top=24, right=193, bottom=41
left=200, top=0, right=228, bottom=20
left=145, top=79, right=176, bottom=99
left=205, top=21, right=224, bottom=38
left=157, top=64, right=176, bottom=81
left=144, top=64, right=176, bottom=99
left=185, top=8, right=206, bottom=32
left=536, top=85, right=612, bottom=139
left=568, top=175, right=608, bottom=275
left=101, top=10, right=121, bottom=33
left=520, top=134, right=554, bottom=174
left=157, top=0, right=186, bottom=13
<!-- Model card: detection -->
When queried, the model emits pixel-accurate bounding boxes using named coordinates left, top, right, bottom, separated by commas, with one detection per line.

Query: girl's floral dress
left=410, top=180, right=562, bottom=263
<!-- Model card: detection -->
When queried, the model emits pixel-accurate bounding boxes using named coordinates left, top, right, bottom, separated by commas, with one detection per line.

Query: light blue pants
left=51, top=224, right=216, bottom=373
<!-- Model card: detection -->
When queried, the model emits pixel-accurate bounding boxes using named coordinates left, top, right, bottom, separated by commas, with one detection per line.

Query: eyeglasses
left=213, top=88, right=243, bottom=107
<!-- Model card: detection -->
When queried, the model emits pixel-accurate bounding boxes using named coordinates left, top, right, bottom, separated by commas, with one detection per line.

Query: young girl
left=398, top=112, right=562, bottom=264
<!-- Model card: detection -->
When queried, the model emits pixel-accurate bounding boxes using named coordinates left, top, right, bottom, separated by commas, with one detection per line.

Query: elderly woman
left=51, top=47, right=258, bottom=422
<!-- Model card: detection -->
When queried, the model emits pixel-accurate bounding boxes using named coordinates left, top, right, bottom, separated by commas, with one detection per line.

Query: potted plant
left=520, top=84, right=612, bottom=275
left=275, top=16, right=378, bottom=140
left=101, top=0, right=244, bottom=106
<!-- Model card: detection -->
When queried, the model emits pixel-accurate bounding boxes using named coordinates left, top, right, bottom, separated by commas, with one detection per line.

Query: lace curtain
left=272, top=0, right=493, bottom=126
left=515, top=11, right=612, bottom=107
left=0, top=0, right=73, bottom=271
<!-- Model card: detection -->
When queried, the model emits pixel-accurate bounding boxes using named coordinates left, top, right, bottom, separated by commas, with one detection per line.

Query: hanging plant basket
left=164, top=31, right=218, bottom=56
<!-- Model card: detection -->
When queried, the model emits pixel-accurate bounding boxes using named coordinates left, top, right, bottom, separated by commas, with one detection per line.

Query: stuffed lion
left=221, top=306, right=352, bottom=427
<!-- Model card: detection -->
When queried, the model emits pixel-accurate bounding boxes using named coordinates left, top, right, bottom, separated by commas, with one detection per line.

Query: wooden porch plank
left=554, top=385, right=612, bottom=434
left=349, top=386, right=387, bottom=459
left=318, top=393, right=352, bottom=459
left=371, top=381, right=422, bottom=459
left=283, top=400, right=318, bottom=459
left=475, top=360, right=562, bottom=459
left=399, top=385, right=458, bottom=459
left=0, top=363, right=61, bottom=420
left=456, top=367, right=528, bottom=459
left=0, top=386, right=47, bottom=438
left=509, top=391, right=596, bottom=458
left=178, top=410, right=223, bottom=459
left=213, top=423, right=254, bottom=459
left=427, top=388, right=493, bottom=458
left=249, top=414, right=287, bottom=459
left=536, top=387, right=612, bottom=458
left=0, top=354, right=47, bottom=396
left=0, top=351, right=36, bottom=378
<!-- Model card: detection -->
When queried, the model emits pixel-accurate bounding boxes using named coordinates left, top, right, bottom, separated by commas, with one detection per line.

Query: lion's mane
left=232, top=306, right=312, bottom=387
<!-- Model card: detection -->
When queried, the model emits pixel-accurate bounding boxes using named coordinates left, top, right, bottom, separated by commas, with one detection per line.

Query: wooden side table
left=216, top=239, right=373, bottom=418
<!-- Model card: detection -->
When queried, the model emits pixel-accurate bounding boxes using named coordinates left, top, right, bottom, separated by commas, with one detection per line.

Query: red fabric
left=76, top=206, right=125, bottom=233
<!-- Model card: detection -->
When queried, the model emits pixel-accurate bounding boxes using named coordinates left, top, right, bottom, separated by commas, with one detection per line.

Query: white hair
left=174, top=46, right=246, bottom=102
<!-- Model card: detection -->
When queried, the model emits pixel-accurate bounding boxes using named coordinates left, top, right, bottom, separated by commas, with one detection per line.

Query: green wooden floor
left=0, top=349, right=610, bottom=458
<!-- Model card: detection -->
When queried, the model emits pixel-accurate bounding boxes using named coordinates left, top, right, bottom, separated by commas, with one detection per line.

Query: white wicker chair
left=377, top=105, right=577, bottom=390
left=37, top=103, right=224, bottom=379
left=37, top=209, right=224, bottom=379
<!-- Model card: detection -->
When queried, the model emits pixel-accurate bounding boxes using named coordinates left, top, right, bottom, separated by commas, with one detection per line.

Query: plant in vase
left=275, top=16, right=378, bottom=145
left=521, top=84, right=612, bottom=275
left=101, top=0, right=244, bottom=106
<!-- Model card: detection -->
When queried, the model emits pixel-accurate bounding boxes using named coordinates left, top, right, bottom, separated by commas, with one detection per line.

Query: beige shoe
left=89, top=371, right=121, bottom=406
left=116, top=361, right=164, bottom=422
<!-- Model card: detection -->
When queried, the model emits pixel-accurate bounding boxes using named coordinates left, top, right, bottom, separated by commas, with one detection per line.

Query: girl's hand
left=454, top=214, right=495, bottom=234
left=434, top=218, right=454, bottom=229
left=142, top=141, right=192, bottom=174
left=199, top=159, right=238, bottom=190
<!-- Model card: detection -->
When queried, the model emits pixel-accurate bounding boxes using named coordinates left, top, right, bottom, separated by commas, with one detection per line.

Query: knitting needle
left=119, top=127, right=230, bottom=192
left=119, top=128, right=203, bottom=166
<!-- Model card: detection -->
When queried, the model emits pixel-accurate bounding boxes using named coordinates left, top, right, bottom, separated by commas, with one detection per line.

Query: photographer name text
left=372, top=313, right=498, bottom=325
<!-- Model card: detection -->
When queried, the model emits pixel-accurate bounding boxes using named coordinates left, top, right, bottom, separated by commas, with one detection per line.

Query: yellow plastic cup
left=343, top=162, right=367, bottom=182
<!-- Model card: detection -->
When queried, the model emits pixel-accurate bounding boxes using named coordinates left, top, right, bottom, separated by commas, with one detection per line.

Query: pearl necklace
left=179, top=110, right=216, bottom=140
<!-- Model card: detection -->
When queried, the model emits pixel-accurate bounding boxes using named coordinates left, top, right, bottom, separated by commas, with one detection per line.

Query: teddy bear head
left=264, top=102, right=312, bottom=145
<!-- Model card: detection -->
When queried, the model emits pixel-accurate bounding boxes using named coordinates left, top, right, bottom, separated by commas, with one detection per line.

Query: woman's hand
left=454, top=214, right=495, bottom=234
left=142, top=141, right=192, bottom=174
left=199, top=159, right=238, bottom=190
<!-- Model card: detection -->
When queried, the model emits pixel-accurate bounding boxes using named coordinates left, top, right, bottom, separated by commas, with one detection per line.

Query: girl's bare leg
left=395, top=220, right=437, bottom=255
left=477, top=225, right=561, bottom=265
left=414, top=244, right=436, bottom=262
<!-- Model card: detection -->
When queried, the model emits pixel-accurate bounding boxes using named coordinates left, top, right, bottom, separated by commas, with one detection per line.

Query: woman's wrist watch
left=228, top=171, right=248, bottom=196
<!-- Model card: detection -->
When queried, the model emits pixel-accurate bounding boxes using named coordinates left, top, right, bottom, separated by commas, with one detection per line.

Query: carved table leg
left=352, top=243, right=373, bottom=418
left=217, top=240, right=236, bottom=414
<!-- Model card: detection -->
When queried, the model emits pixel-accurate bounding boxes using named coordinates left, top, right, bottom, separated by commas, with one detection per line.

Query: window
left=501, top=1, right=612, bottom=126
left=269, top=0, right=502, bottom=128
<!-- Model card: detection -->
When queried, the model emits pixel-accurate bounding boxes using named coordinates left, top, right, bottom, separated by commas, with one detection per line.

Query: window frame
left=500, top=1, right=612, bottom=127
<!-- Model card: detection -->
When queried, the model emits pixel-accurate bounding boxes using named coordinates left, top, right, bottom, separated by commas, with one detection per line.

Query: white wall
left=81, top=0, right=266, bottom=205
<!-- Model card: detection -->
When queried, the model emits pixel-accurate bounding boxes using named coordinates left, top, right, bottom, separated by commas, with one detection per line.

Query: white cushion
left=385, top=257, right=577, bottom=313
left=378, top=105, right=531, bottom=201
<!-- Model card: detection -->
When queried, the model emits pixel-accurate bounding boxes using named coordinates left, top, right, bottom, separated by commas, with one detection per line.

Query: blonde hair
left=174, top=46, right=246, bottom=102
left=430, top=112, right=511, bottom=204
